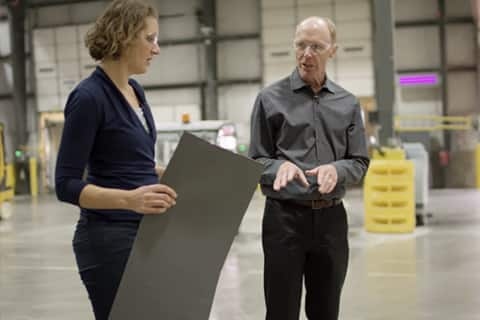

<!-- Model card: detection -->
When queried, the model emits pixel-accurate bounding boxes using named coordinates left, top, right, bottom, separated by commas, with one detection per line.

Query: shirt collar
left=290, top=68, right=335, bottom=94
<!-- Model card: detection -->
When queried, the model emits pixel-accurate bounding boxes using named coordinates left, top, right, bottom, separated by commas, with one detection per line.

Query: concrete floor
left=0, top=188, right=479, bottom=320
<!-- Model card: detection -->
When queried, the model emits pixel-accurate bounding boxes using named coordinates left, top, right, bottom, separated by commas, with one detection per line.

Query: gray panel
left=35, top=5, right=71, bottom=27
left=110, top=132, right=263, bottom=320
left=395, top=26, right=440, bottom=69
left=0, top=22, right=10, bottom=55
left=447, top=71, right=477, bottom=115
left=218, top=39, right=260, bottom=80
left=157, top=0, right=200, bottom=14
left=134, top=44, right=203, bottom=85
left=446, top=24, right=476, bottom=66
left=394, top=0, right=438, bottom=21
left=0, top=63, right=12, bottom=94
left=445, top=0, right=473, bottom=18
left=70, top=1, right=107, bottom=24
left=218, top=84, right=260, bottom=144
left=158, top=15, right=198, bottom=40
left=216, top=0, right=259, bottom=35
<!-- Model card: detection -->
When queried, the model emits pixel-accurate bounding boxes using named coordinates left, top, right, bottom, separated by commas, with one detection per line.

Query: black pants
left=73, top=215, right=140, bottom=320
left=262, top=198, right=349, bottom=320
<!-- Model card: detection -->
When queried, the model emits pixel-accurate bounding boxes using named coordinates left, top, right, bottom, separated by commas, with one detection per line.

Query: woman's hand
left=127, top=184, right=177, bottom=214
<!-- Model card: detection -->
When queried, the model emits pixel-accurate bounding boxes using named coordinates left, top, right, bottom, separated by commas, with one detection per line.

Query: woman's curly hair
left=85, top=0, right=158, bottom=61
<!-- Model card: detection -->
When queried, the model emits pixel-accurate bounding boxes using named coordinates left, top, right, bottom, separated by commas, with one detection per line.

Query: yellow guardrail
left=477, top=144, right=480, bottom=189
left=372, top=147, right=405, bottom=160
left=29, top=157, right=38, bottom=197
left=394, top=115, right=472, bottom=132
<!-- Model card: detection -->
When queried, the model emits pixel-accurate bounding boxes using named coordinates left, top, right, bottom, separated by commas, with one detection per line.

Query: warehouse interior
left=0, top=0, right=479, bottom=319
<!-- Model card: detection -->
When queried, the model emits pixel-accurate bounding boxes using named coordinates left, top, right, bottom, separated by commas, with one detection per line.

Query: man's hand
left=274, top=161, right=309, bottom=191
left=305, top=164, right=337, bottom=194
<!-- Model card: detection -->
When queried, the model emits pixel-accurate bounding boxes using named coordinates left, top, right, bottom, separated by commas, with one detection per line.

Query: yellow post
left=4, top=164, right=15, bottom=201
left=29, top=157, right=38, bottom=197
left=476, top=144, right=480, bottom=189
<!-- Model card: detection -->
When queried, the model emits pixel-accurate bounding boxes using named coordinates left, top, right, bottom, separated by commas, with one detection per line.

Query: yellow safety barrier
left=476, top=144, right=480, bottom=189
left=29, top=157, right=38, bottom=197
left=372, top=147, right=405, bottom=160
left=3, top=164, right=14, bottom=201
left=364, top=160, right=415, bottom=233
left=394, top=115, right=472, bottom=132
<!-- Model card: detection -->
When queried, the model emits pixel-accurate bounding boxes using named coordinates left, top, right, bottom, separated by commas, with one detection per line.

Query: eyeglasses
left=145, top=34, right=158, bottom=46
left=294, top=41, right=331, bottom=55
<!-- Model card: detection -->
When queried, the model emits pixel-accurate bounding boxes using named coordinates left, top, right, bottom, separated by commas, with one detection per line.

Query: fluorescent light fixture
left=398, top=74, right=438, bottom=86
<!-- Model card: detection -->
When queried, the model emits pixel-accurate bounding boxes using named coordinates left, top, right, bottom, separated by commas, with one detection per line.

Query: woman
left=55, top=1, right=176, bottom=319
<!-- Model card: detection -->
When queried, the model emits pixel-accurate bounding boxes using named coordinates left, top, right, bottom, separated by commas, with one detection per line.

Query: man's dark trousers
left=262, top=197, right=349, bottom=320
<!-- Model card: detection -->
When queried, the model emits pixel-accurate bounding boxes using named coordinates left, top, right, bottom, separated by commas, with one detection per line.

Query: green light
left=15, top=150, right=23, bottom=158
left=238, top=144, right=247, bottom=153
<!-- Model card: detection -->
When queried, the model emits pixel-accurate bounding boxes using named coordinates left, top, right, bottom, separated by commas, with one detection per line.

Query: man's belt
left=289, top=198, right=342, bottom=209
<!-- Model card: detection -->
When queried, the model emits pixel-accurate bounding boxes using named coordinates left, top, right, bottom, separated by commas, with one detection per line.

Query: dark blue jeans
left=73, top=215, right=140, bottom=320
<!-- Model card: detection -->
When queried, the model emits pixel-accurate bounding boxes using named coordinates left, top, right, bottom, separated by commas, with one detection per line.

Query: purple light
left=398, top=74, right=438, bottom=86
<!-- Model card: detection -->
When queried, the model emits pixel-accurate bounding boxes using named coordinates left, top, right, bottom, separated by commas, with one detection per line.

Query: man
left=249, top=17, right=370, bottom=320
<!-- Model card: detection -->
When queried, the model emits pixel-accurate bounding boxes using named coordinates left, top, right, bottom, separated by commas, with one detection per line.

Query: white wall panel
left=264, top=63, right=294, bottom=86
left=33, top=28, right=55, bottom=46
left=134, top=44, right=202, bottom=85
left=35, top=62, right=58, bottom=79
left=56, top=44, right=79, bottom=61
left=298, top=0, right=332, bottom=5
left=158, top=16, right=197, bottom=40
left=218, top=84, right=261, bottom=143
left=217, top=0, right=259, bottom=35
left=262, top=7, right=296, bottom=27
left=57, top=60, right=79, bottom=78
left=70, top=2, right=106, bottom=24
left=36, top=77, right=58, bottom=96
left=445, top=0, right=473, bottom=18
left=446, top=24, right=476, bottom=66
left=394, top=0, right=438, bottom=21
left=150, top=106, right=175, bottom=123
left=336, top=77, right=374, bottom=96
left=336, top=40, right=371, bottom=58
left=262, top=0, right=294, bottom=9
left=33, top=45, right=56, bottom=64
left=146, top=88, right=200, bottom=108
left=263, top=45, right=295, bottom=65
left=0, top=64, right=12, bottom=93
left=36, top=5, right=70, bottom=27
left=218, top=40, right=260, bottom=80
left=174, top=105, right=201, bottom=121
left=395, top=27, right=440, bottom=69
left=447, top=71, right=477, bottom=115
left=157, top=0, right=199, bottom=13
left=77, top=24, right=93, bottom=46
left=37, top=95, right=60, bottom=112
left=263, top=26, right=296, bottom=45
left=147, top=88, right=201, bottom=123
left=55, top=26, right=77, bottom=45
left=336, top=21, right=371, bottom=41
left=0, top=22, right=10, bottom=55
left=336, top=57, right=373, bottom=78
left=80, top=62, right=97, bottom=78
left=151, top=105, right=201, bottom=124
left=335, top=1, right=370, bottom=22
left=297, top=3, right=333, bottom=21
